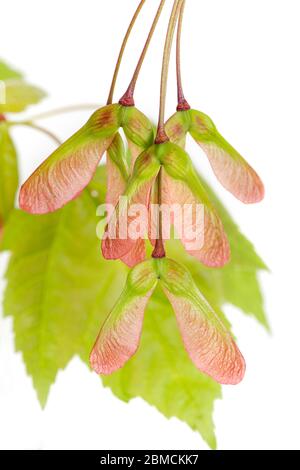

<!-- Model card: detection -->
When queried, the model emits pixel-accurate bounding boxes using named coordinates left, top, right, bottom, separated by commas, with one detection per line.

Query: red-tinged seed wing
left=164, top=291, right=246, bottom=384
left=19, top=104, right=121, bottom=214
left=19, top=130, right=114, bottom=214
left=106, top=155, right=126, bottom=206
left=196, top=139, right=265, bottom=204
left=189, top=109, right=264, bottom=204
left=161, top=169, right=230, bottom=267
left=106, top=134, right=145, bottom=267
left=90, top=260, right=158, bottom=375
left=102, top=178, right=152, bottom=262
left=159, top=258, right=245, bottom=385
left=90, top=292, right=152, bottom=375
left=106, top=133, right=128, bottom=207
left=120, top=239, right=146, bottom=268
left=102, top=148, right=160, bottom=263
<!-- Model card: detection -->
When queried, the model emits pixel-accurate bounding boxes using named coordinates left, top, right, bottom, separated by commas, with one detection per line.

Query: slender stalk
left=155, top=0, right=183, bottom=144
left=176, top=0, right=190, bottom=111
left=152, top=168, right=166, bottom=259
left=23, top=104, right=100, bottom=122
left=10, top=121, right=62, bottom=146
left=107, top=0, right=146, bottom=105
left=119, top=0, right=167, bottom=106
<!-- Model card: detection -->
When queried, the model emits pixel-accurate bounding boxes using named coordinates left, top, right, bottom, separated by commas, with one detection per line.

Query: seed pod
left=121, top=106, right=154, bottom=151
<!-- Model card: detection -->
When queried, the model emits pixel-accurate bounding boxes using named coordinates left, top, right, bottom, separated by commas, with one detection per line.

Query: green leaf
left=0, top=59, right=46, bottom=113
left=0, top=80, right=46, bottom=113
left=0, top=122, right=18, bottom=237
left=0, top=60, right=23, bottom=81
left=2, top=166, right=267, bottom=448
left=2, top=184, right=126, bottom=406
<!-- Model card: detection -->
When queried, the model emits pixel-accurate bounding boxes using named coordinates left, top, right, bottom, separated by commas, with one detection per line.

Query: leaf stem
left=22, top=104, right=100, bottom=122
left=119, top=0, right=167, bottom=107
left=176, top=0, right=190, bottom=111
left=107, top=0, right=146, bottom=105
left=155, top=0, right=183, bottom=144
left=9, top=121, right=62, bottom=146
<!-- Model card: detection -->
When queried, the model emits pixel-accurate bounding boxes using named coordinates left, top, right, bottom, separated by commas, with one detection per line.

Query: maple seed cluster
left=19, top=0, right=264, bottom=385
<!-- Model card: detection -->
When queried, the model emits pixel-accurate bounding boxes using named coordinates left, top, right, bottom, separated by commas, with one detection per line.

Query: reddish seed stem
left=152, top=168, right=166, bottom=259
left=152, top=238, right=166, bottom=259
left=119, top=0, right=167, bottom=107
left=107, top=0, right=146, bottom=105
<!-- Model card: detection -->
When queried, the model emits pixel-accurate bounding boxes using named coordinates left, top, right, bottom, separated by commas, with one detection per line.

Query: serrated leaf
left=2, top=185, right=126, bottom=406
left=0, top=122, right=18, bottom=239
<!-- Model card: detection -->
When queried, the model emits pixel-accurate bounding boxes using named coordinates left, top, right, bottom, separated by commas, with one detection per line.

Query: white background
left=0, top=0, right=299, bottom=450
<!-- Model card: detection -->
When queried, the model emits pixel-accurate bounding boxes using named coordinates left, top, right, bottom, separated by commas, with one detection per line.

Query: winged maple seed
left=19, top=104, right=153, bottom=214
left=90, top=258, right=245, bottom=385
left=165, top=109, right=264, bottom=204
left=102, top=140, right=230, bottom=268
